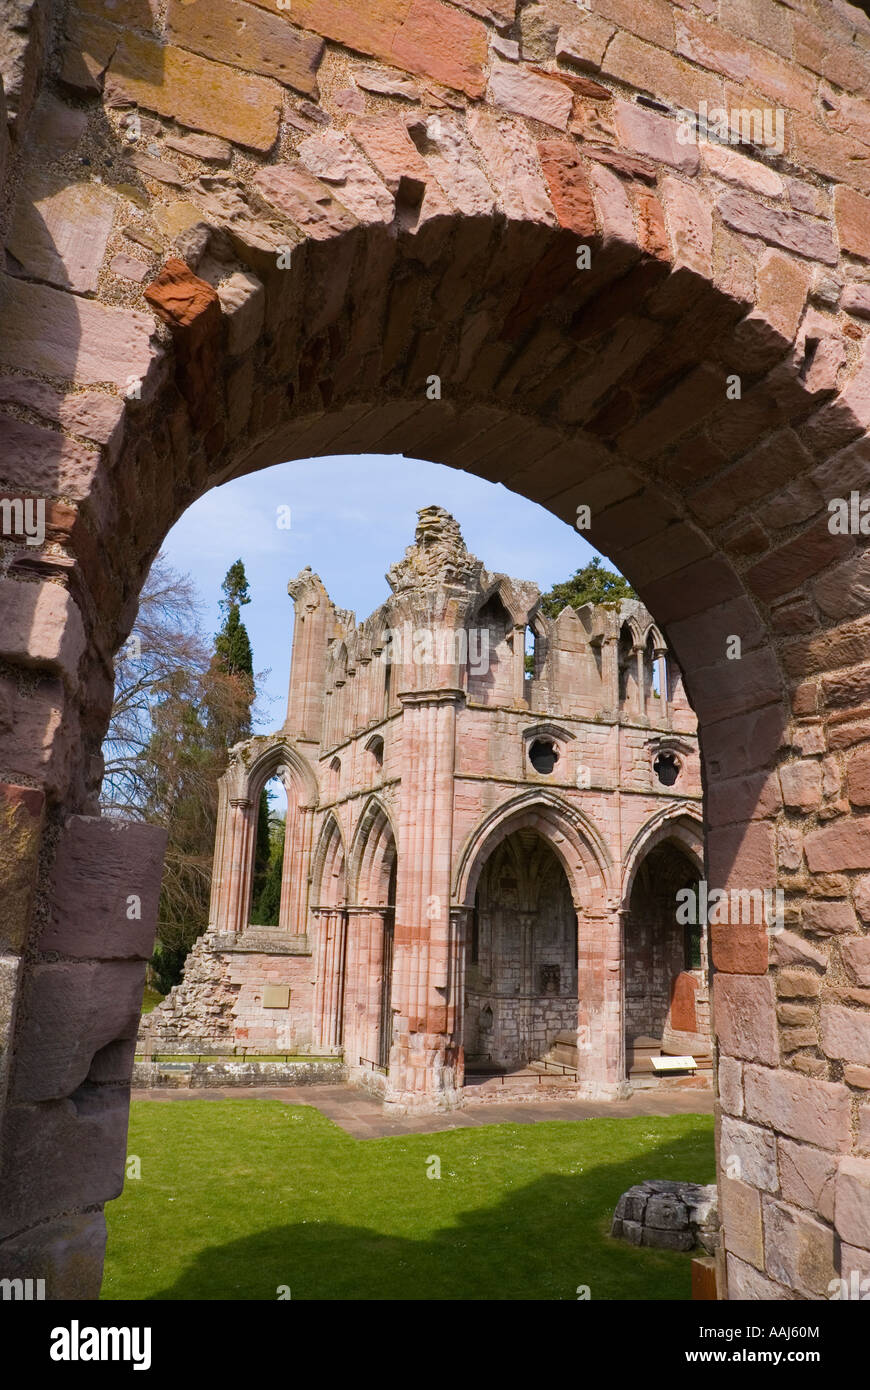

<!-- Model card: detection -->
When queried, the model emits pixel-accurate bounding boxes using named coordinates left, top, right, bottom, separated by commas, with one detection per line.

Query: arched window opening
left=624, top=840, right=706, bottom=1084
left=618, top=622, right=636, bottom=708
left=465, top=829, right=577, bottom=1079
left=250, top=775, right=287, bottom=927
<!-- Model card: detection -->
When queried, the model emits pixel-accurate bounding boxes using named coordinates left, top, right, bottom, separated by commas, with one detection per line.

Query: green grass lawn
left=103, top=1100, right=714, bottom=1301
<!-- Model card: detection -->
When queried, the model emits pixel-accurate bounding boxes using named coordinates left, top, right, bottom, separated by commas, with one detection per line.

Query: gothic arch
left=454, top=789, right=615, bottom=913
left=233, top=737, right=320, bottom=810
left=310, top=812, right=347, bottom=910
left=348, top=795, right=398, bottom=907
left=621, top=806, right=706, bottom=909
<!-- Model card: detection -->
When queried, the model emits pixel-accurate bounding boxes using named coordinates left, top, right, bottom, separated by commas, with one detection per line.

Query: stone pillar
left=655, top=649, right=669, bottom=727
left=344, top=907, right=387, bottom=1068
left=635, top=644, right=646, bottom=718
left=278, top=792, right=298, bottom=931
left=313, top=909, right=347, bottom=1052
left=389, top=690, right=462, bottom=1108
left=512, top=625, right=527, bottom=706
left=278, top=798, right=314, bottom=934
left=214, top=797, right=254, bottom=934
left=602, top=634, right=619, bottom=715
left=285, top=570, right=335, bottom=741
left=576, top=905, right=629, bottom=1099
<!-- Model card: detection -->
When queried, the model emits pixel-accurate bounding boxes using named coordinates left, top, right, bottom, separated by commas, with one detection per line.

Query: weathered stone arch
left=2, top=0, right=870, bottom=1300
left=348, top=795, right=398, bottom=908
left=455, top=787, right=619, bottom=1097
left=310, top=811, right=347, bottom=910
left=454, top=788, right=614, bottom=911
left=620, top=806, right=706, bottom=906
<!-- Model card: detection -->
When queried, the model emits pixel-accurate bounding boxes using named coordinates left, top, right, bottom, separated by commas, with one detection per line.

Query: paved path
left=130, top=1082, right=714, bottom=1140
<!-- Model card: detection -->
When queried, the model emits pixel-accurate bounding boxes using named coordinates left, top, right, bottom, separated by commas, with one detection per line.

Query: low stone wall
left=132, top=1059, right=347, bottom=1089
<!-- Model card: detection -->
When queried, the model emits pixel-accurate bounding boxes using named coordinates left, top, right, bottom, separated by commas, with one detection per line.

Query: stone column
left=343, top=907, right=388, bottom=1069
left=313, top=909, right=347, bottom=1052
left=576, top=904, right=629, bottom=1099
left=277, top=791, right=298, bottom=931
left=655, top=649, right=669, bottom=727
left=512, top=625, right=527, bottom=706
left=635, top=644, right=646, bottom=718
left=214, top=797, right=254, bottom=934
left=390, top=690, right=461, bottom=1106
left=601, top=634, right=619, bottom=715
left=278, top=800, right=314, bottom=934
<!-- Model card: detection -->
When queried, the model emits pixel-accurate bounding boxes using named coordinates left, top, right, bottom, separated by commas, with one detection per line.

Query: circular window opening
left=529, top=739, right=558, bottom=775
left=654, top=752, right=680, bottom=787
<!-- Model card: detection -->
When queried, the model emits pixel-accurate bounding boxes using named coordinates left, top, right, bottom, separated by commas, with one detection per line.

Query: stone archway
left=454, top=789, right=617, bottom=1096
left=2, top=0, right=870, bottom=1300
left=345, top=796, right=398, bottom=1080
left=464, top=827, right=579, bottom=1076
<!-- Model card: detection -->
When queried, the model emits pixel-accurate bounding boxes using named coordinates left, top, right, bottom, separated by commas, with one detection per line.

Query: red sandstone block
left=601, top=31, right=725, bottom=112
left=713, top=974, right=778, bottom=1064
left=597, top=0, right=673, bottom=49
left=834, top=185, right=870, bottom=261
left=717, top=190, right=838, bottom=265
left=821, top=1003, right=870, bottom=1066
left=250, top=0, right=488, bottom=98
left=794, top=16, right=870, bottom=94
left=614, top=100, right=699, bottom=173
left=0, top=274, right=158, bottom=390
left=835, top=1157, right=870, bottom=1249
left=661, top=175, right=713, bottom=278
left=801, top=900, right=857, bottom=936
left=708, top=819, right=777, bottom=894
left=777, top=1137, right=836, bottom=1221
left=719, top=1175, right=764, bottom=1268
left=806, top=819, right=870, bottom=873
left=165, top=0, right=325, bottom=95
left=720, top=0, right=793, bottom=56
left=0, top=579, right=85, bottom=691
left=789, top=115, right=870, bottom=197
left=105, top=30, right=283, bottom=151
left=706, top=769, right=781, bottom=828
left=351, top=114, right=452, bottom=220
left=536, top=141, right=596, bottom=237
left=779, top=760, right=822, bottom=812
left=842, top=939, right=870, bottom=986
left=619, top=364, right=725, bottom=463
left=747, top=517, right=854, bottom=605
left=42, top=815, right=167, bottom=960
left=743, top=1063, right=852, bottom=1151
left=0, top=1088, right=130, bottom=1239
left=12, top=961, right=145, bottom=1102
left=686, top=647, right=783, bottom=728
left=490, top=60, right=573, bottom=131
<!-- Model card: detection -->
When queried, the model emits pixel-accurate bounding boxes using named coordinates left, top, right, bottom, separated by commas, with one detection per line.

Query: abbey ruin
left=144, top=507, right=705, bottom=1099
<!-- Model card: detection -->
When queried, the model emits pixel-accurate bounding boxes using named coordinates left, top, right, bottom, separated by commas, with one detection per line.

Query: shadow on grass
left=143, top=1125, right=715, bottom=1302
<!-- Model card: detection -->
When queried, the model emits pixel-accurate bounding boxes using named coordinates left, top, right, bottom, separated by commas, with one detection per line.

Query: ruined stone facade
left=3, top=0, right=870, bottom=1302
left=145, top=507, right=705, bottom=1097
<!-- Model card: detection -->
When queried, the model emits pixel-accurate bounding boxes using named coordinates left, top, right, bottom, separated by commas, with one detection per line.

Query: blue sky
left=161, top=453, right=601, bottom=734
